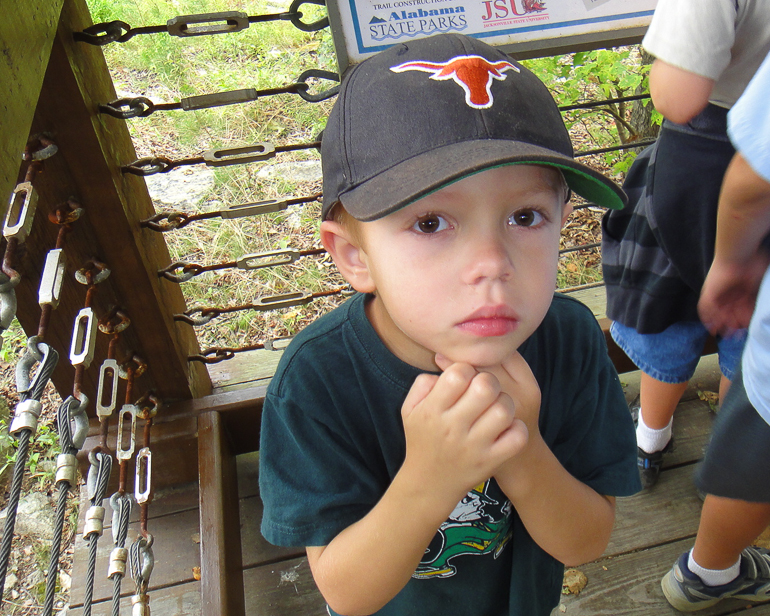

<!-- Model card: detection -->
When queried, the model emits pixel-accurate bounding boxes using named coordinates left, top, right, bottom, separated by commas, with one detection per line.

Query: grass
left=84, top=0, right=650, bottom=352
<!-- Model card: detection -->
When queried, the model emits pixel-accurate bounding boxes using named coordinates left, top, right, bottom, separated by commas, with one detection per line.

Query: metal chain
left=140, top=193, right=321, bottom=232
left=158, top=247, right=326, bottom=283
left=100, top=69, right=339, bottom=119
left=73, top=0, right=328, bottom=46
left=177, top=286, right=348, bottom=327
left=188, top=336, right=294, bottom=364
left=122, top=140, right=321, bottom=176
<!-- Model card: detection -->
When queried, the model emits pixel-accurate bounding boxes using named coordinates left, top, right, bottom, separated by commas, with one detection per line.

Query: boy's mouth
left=457, top=307, right=519, bottom=337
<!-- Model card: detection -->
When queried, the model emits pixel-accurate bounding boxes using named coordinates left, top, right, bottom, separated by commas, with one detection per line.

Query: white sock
left=687, top=550, right=741, bottom=587
left=636, top=409, right=673, bottom=454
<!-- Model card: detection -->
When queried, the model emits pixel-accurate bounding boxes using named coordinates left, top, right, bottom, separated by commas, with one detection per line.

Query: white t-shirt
left=729, top=52, right=770, bottom=424
left=643, top=0, right=770, bottom=108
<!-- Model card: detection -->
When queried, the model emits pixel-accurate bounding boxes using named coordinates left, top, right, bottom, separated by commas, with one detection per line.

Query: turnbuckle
left=96, top=359, right=120, bottom=418
left=4, top=182, right=39, bottom=242
left=202, top=143, right=276, bottom=166
left=39, top=249, right=66, bottom=308
left=116, top=404, right=138, bottom=460
left=70, top=307, right=98, bottom=368
left=253, top=290, right=313, bottom=310
left=167, top=11, right=249, bottom=37
left=237, top=249, right=301, bottom=270
left=135, top=447, right=153, bottom=504
left=220, top=198, right=293, bottom=218
left=181, top=88, right=258, bottom=110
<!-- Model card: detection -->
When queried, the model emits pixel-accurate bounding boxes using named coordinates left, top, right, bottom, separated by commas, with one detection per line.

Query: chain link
left=73, top=2, right=328, bottom=45
left=122, top=140, right=320, bottom=175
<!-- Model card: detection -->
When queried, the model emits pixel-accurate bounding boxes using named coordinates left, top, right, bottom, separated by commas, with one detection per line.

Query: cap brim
left=338, top=139, right=627, bottom=221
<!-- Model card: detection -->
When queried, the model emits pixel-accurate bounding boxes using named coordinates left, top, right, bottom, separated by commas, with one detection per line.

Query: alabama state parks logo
left=390, top=54, right=520, bottom=109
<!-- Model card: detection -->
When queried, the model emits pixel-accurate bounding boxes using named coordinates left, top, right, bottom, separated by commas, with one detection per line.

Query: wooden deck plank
left=243, top=557, right=326, bottom=616
left=559, top=538, right=770, bottom=616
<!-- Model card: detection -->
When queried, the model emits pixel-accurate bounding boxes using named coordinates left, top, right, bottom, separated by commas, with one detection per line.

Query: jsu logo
left=481, top=0, right=546, bottom=21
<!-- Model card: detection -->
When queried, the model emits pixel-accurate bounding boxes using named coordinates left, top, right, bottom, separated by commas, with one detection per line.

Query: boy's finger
left=425, top=362, right=479, bottom=411
left=433, top=353, right=453, bottom=372
left=401, top=373, right=439, bottom=418
left=499, top=351, right=536, bottom=386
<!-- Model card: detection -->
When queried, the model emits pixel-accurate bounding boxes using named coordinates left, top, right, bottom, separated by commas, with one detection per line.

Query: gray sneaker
left=662, top=547, right=770, bottom=612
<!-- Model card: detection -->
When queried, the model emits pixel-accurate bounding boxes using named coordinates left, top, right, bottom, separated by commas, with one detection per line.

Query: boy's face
left=322, top=164, right=571, bottom=372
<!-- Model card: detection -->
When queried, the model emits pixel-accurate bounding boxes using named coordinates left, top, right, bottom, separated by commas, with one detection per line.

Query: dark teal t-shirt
left=260, top=292, right=640, bottom=616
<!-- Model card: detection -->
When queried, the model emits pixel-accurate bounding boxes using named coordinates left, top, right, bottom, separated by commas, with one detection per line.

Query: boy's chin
left=437, top=345, right=519, bottom=371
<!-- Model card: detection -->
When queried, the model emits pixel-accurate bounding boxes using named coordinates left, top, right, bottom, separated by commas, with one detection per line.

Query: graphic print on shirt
left=414, top=479, right=513, bottom=579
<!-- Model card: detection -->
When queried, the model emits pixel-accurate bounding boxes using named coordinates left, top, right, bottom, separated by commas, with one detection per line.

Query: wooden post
left=10, top=0, right=211, bottom=402
left=0, top=1, right=65, bottom=209
left=199, top=411, right=247, bottom=616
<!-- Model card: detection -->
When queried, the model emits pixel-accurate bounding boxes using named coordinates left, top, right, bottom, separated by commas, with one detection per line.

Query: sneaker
left=661, top=547, right=770, bottom=612
left=637, top=438, right=673, bottom=489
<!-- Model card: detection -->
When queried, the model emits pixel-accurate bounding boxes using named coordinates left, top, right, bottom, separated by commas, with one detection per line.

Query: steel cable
left=0, top=339, right=59, bottom=601
left=82, top=452, right=113, bottom=616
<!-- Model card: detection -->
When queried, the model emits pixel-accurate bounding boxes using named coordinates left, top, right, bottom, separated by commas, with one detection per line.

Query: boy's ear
left=560, top=201, right=573, bottom=227
left=320, top=220, right=376, bottom=293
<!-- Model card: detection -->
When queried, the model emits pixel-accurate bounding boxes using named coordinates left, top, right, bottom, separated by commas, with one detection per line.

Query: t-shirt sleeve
left=259, top=358, right=388, bottom=547
left=536, top=299, right=641, bottom=497
left=642, top=0, right=737, bottom=81
left=728, top=52, right=770, bottom=183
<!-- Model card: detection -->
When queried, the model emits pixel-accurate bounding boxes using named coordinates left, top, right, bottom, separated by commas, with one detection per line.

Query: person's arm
left=306, top=363, right=528, bottom=616
left=466, top=353, right=616, bottom=566
left=649, top=59, right=716, bottom=124
left=699, top=153, right=770, bottom=335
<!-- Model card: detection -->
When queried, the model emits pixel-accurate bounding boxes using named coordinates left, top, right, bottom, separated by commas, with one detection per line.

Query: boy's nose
left=460, top=234, right=513, bottom=285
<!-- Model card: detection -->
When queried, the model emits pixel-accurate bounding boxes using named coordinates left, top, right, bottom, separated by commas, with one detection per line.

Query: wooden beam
left=198, top=411, right=246, bottom=616
left=12, top=0, right=211, bottom=403
left=0, top=1, right=65, bottom=209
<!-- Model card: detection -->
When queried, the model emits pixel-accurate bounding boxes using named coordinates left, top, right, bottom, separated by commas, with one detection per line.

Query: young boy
left=259, top=33, right=640, bottom=616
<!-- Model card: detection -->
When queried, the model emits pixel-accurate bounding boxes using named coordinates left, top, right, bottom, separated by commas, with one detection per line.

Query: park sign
left=326, top=0, right=657, bottom=72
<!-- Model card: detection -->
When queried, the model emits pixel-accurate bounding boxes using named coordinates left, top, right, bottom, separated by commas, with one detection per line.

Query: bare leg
left=718, top=375, right=731, bottom=404
left=692, top=495, right=770, bottom=569
left=639, top=372, right=689, bottom=430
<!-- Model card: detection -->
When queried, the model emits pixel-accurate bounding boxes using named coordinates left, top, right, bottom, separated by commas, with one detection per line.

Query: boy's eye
left=413, top=214, right=449, bottom=234
left=508, top=209, right=545, bottom=228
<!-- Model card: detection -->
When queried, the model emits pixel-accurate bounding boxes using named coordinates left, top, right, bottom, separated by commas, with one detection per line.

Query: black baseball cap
left=321, top=33, right=627, bottom=221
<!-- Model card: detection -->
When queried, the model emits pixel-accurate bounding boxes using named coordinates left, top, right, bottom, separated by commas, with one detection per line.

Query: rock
left=58, top=570, right=71, bottom=592
left=4, top=572, right=17, bottom=590
left=0, top=492, right=55, bottom=541
left=144, top=167, right=215, bottom=210
left=256, top=160, right=322, bottom=183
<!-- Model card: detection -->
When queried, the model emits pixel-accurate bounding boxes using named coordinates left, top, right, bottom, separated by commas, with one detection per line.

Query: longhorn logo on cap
left=390, top=54, right=520, bottom=109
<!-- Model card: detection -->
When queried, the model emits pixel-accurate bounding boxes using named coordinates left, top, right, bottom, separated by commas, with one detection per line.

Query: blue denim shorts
left=610, top=321, right=747, bottom=383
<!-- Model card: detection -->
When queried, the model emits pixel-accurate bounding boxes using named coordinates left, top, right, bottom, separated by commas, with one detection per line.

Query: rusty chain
left=122, top=140, right=321, bottom=176
left=140, top=193, right=321, bottom=232
left=100, top=69, right=339, bottom=119
left=73, top=1, right=328, bottom=46
left=158, top=247, right=326, bottom=283
left=177, top=286, right=349, bottom=327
